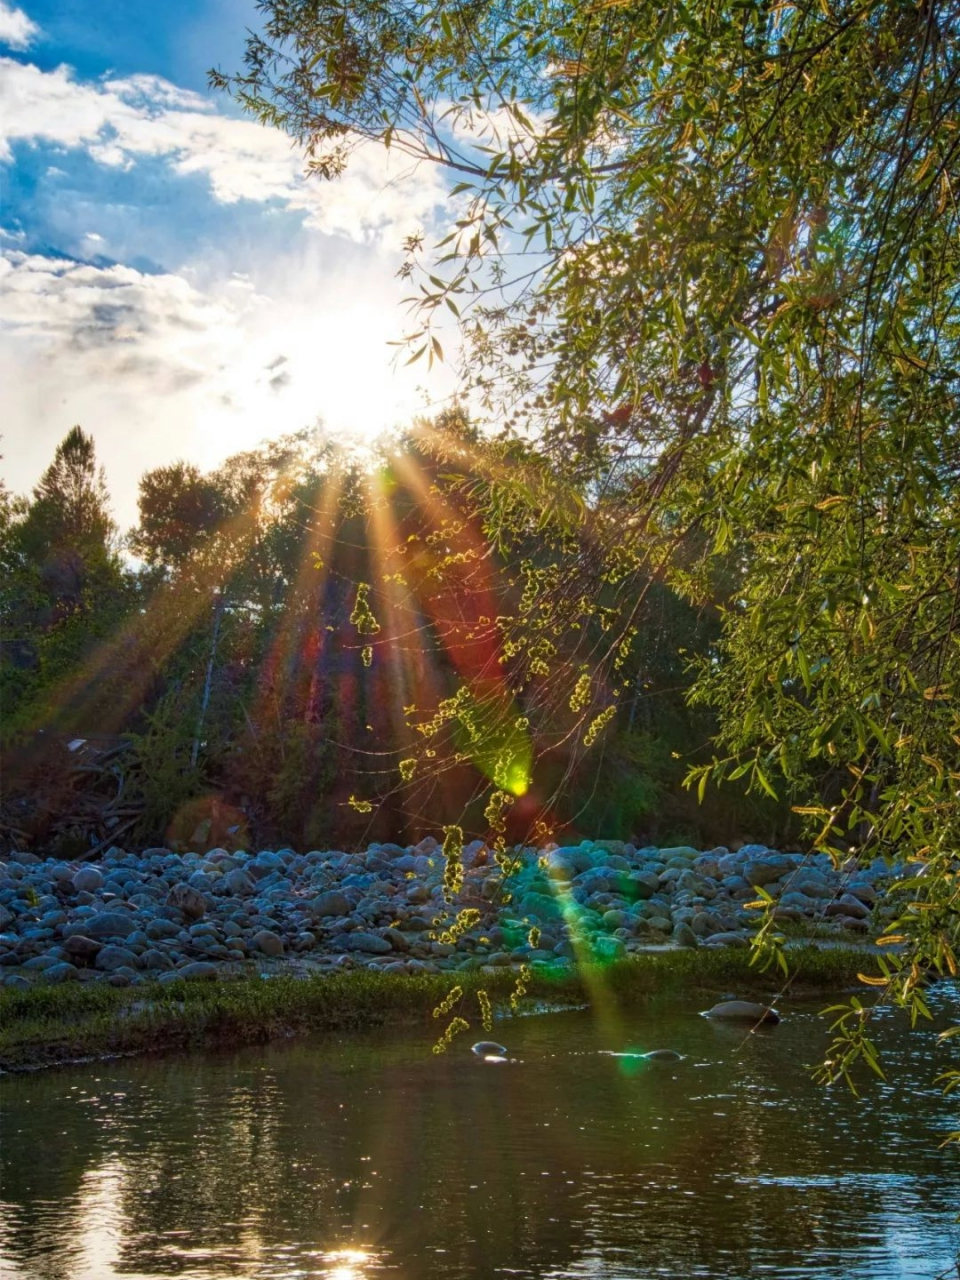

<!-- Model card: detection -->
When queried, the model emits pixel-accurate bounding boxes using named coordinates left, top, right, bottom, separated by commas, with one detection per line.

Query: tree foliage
left=219, top=0, right=960, bottom=1068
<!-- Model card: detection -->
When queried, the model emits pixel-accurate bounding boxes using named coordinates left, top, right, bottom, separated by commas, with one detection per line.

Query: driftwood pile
left=0, top=735, right=143, bottom=856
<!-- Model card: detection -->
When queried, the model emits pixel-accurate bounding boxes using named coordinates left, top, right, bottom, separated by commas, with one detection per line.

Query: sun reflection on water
left=324, top=1247, right=374, bottom=1280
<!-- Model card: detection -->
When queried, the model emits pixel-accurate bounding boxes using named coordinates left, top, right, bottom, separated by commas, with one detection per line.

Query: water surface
left=2, top=991, right=959, bottom=1279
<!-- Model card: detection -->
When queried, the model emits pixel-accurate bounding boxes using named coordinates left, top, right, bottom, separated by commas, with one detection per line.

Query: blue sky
left=0, top=0, right=456, bottom=526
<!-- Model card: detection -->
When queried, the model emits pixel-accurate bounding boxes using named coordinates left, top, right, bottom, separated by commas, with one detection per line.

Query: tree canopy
left=216, top=0, right=960, bottom=1078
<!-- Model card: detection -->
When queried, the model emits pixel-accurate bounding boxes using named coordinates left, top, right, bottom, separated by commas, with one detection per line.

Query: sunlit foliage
left=219, top=0, right=960, bottom=1068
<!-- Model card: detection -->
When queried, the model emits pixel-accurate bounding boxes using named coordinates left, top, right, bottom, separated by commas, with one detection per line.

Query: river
left=1, top=990, right=958, bottom=1279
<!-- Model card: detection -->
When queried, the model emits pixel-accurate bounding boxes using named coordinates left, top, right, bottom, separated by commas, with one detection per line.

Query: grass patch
left=0, top=945, right=871, bottom=1073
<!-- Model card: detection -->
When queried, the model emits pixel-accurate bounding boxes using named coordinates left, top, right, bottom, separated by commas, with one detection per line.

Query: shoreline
left=0, top=945, right=874, bottom=1073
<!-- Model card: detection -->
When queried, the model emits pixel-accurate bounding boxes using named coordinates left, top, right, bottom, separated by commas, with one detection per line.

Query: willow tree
left=216, top=0, right=960, bottom=1075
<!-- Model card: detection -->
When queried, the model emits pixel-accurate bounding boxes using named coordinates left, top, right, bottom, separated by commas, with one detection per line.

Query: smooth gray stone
left=166, top=883, right=207, bottom=920
left=146, top=918, right=181, bottom=940
left=343, top=932, right=392, bottom=954
left=312, top=890, right=350, bottom=917
left=84, top=911, right=136, bottom=939
left=673, top=923, right=699, bottom=949
left=251, top=929, right=284, bottom=957
left=62, top=934, right=102, bottom=959
left=703, top=1000, right=780, bottom=1024
left=95, top=944, right=140, bottom=971
left=42, top=961, right=79, bottom=983
left=825, top=894, right=871, bottom=921
left=743, top=861, right=784, bottom=887
left=221, top=868, right=255, bottom=896
left=177, top=961, right=218, bottom=980
left=72, top=867, right=103, bottom=894
left=593, top=936, right=626, bottom=961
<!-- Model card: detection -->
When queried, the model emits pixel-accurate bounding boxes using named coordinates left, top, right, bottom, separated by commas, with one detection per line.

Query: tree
left=1, top=427, right=129, bottom=735
left=15, top=426, right=118, bottom=619
left=218, top=0, right=960, bottom=1075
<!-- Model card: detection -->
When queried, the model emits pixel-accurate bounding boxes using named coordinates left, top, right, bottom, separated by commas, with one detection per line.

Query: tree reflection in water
left=1, top=995, right=958, bottom=1279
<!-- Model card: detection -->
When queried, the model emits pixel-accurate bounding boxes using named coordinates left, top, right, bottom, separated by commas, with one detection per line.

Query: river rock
left=146, top=918, right=181, bottom=941
left=593, top=936, right=626, bottom=961
left=472, top=1040, right=507, bottom=1057
left=312, top=890, right=351, bottom=918
left=703, top=1000, right=780, bottom=1024
left=825, top=894, right=871, bottom=921
left=743, top=859, right=784, bottom=887
left=251, top=929, right=284, bottom=957
left=178, top=961, right=218, bottom=980
left=847, top=881, right=877, bottom=905
left=95, top=944, right=140, bottom=972
left=167, top=883, right=207, bottom=919
left=220, top=868, right=255, bottom=896
left=673, top=922, right=699, bottom=949
left=42, top=961, right=79, bottom=983
left=84, top=911, right=136, bottom=939
left=72, top=866, right=103, bottom=894
left=63, top=934, right=103, bottom=959
left=344, top=932, right=392, bottom=954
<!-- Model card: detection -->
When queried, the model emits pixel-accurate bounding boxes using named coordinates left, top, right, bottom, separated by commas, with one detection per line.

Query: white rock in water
left=471, top=1040, right=507, bottom=1057
left=703, top=1000, right=780, bottom=1024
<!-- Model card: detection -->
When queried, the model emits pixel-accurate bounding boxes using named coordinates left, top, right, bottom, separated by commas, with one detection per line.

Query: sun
left=194, top=290, right=458, bottom=466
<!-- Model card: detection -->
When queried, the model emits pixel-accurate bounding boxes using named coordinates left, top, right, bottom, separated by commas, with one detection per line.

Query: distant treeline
left=1, top=417, right=793, bottom=856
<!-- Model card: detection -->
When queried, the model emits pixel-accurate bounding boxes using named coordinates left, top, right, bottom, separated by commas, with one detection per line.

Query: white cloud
left=0, top=1, right=39, bottom=51
left=0, top=248, right=458, bottom=525
left=0, top=56, right=448, bottom=241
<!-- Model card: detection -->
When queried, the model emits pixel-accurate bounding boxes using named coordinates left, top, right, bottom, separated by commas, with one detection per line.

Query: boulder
left=703, top=1000, right=780, bottom=1024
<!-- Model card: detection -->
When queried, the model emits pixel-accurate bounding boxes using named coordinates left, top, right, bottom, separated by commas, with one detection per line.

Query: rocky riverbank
left=0, top=838, right=891, bottom=989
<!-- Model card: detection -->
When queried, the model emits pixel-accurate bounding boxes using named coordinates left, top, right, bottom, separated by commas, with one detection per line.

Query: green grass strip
left=0, top=945, right=871, bottom=1072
